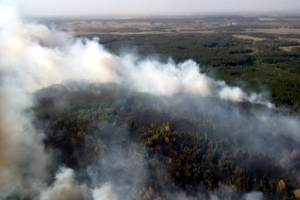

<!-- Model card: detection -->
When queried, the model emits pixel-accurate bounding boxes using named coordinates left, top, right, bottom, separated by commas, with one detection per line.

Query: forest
left=1, top=3, right=300, bottom=199
left=52, top=15, right=300, bottom=111
left=91, top=32, right=300, bottom=112
left=31, top=82, right=300, bottom=200
left=26, top=15, right=300, bottom=200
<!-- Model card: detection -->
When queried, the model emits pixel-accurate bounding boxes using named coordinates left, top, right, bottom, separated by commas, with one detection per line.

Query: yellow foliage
left=163, top=123, right=171, bottom=131
left=143, top=185, right=153, bottom=199
left=277, top=180, right=286, bottom=191
left=294, top=189, right=300, bottom=199
left=164, top=137, right=170, bottom=143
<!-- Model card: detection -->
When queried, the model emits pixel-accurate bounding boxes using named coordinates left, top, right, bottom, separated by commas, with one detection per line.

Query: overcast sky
left=12, top=0, right=300, bottom=16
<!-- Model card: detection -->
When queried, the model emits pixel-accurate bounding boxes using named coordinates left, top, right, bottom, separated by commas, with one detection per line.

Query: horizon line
left=22, top=9, right=300, bottom=19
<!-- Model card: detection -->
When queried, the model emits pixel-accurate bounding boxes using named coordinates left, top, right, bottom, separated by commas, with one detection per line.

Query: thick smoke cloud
left=39, top=168, right=91, bottom=200
left=0, top=6, right=272, bottom=104
left=0, top=4, right=298, bottom=200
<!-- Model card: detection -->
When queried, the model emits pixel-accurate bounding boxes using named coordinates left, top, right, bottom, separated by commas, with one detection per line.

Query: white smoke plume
left=92, top=183, right=117, bottom=200
left=0, top=4, right=285, bottom=200
left=0, top=6, right=272, bottom=104
left=242, top=192, right=265, bottom=200
left=39, top=168, right=91, bottom=200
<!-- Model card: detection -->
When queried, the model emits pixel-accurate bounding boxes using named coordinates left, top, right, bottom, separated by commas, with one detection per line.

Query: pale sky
left=12, top=0, right=300, bottom=17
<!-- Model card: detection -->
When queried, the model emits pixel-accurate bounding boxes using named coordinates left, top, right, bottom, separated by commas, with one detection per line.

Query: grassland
left=232, top=35, right=265, bottom=41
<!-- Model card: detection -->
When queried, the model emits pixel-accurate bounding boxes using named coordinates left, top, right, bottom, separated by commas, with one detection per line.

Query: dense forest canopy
left=31, top=82, right=300, bottom=200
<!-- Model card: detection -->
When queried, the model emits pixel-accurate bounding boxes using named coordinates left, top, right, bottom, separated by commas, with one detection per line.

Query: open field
left=44, top=17, right=235, bottom=34
left=232, top=34, right=265, bottom=41
left=279, top=46, right=300, bottom=52
left=245, top=28, right=300, bottom=34
left=279, top=37, right=300, bottom=43
left=45, top=15, right=300, bottom=35
left=74, top=30, right=215, bottom=35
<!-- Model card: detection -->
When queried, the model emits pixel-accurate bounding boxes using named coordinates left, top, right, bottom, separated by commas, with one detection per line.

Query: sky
left=9, top=0, right=300, bottom=17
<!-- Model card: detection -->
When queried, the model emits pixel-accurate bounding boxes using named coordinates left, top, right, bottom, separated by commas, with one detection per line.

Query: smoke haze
left=0, top=4, right=300, bottom=200
left=15, top=0, right=300, bottom=17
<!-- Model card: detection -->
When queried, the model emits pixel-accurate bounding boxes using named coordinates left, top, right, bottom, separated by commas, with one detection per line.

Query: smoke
left=0, top=6, right=272, bottom=104
left=242, top=192, right=265, bottom=200
left=0, top=4, right=298, bottom=200
left=92, top=184, right=117, bottom=200
left=39, top=168, right=91, bottom=200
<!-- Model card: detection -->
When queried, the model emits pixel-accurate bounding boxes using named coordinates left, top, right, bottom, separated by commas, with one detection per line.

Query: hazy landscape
left=1, top=2, right=300, bottom=200
left=46, top=14, right=300, bottom=111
